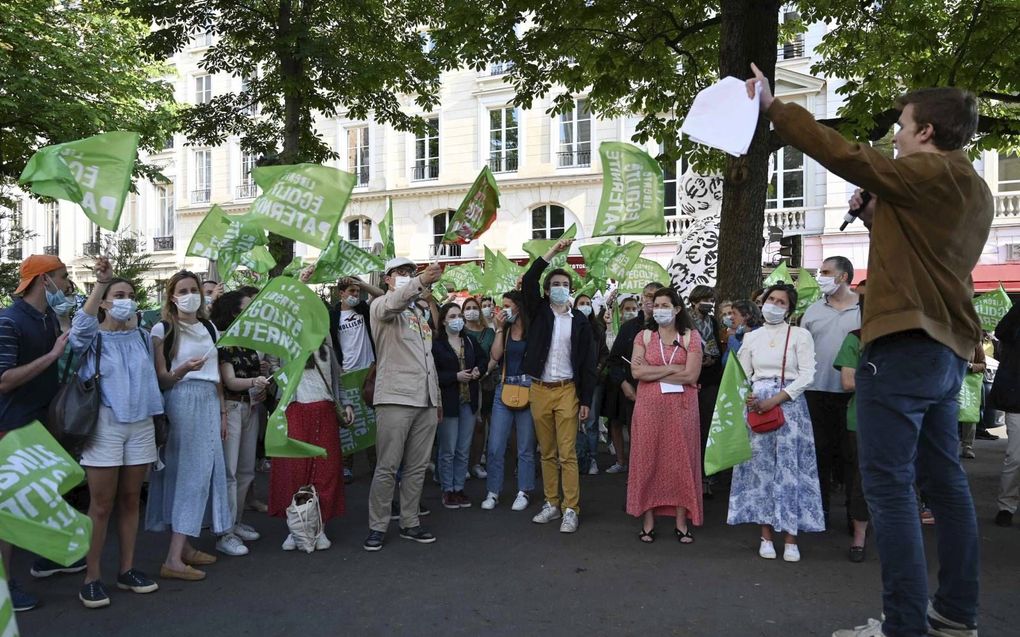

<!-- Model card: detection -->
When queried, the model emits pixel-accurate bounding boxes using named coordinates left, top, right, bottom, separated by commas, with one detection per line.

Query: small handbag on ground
left=286, top=484, right=323, bottom=554
left=747, top=325, right=791, bottom=434
left=47, top=333, right=103, bottom=454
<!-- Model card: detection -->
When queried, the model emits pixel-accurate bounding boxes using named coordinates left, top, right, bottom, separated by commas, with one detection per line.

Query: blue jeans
left=486, top=384, right=536, bottom=495
left=575, top=384, right=603, bottom=469
left=438, top=403, right=475, bottom=492
left=856, top=334, right=978, bottom=637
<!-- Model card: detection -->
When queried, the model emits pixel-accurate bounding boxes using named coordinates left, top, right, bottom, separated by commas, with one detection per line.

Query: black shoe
left=994, top=510, right=1013, bottom=527
left=363, top=530, right=385, bottom=552
left=31, top=557, right=86, bottom=578
left=419, top=503, right=430, bottom=517
left=848, top=546, right=865, bottom=563
left=975, top=429, right=999, bottom=440
left=79, top=580, right=111, bottom=609
left=9, top=579, right=38, bottom=612
left=391, top=501, right=432, bottom=519
left=399, top=526, right=436, bottom=544
left=116, top=569, right=159, bottom=594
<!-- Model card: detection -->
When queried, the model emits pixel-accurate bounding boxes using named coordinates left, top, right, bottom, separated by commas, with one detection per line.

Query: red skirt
left=268, top=401, right=345, bottom=521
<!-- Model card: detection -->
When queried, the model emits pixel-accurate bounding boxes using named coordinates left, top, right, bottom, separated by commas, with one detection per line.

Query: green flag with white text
left=593, top=142, right=665, bottom=236
left=482, top=247, right=524, bottom=298
left=794, top=267, right=822, bottom=317
left=438, top=263, right=485, bottom=294
left=18, top=131, right=139, bottom=232
left=704, top=356, right=752, bottom=475
left=380, top=198, right=396, bottom=259
left=186, top=204, right=232, bottom=261
left=579, top=239, right=644, bottom=289
left=619, top=258, right=671, bottom=294
left=239, top=245, right=277, bottom=275
left=218, top=217, right=271, bottom=281
left=245, top=164, right=356, bottom=249
left=973, top=284, right=1013, bottom=333
left=443, top=166, right=500, bottom=244
left=523, top=224, right=580, bottom=288
left=0, top=422, right=92, bottom=566
left=266, top=357, right=328, bottom=458
left=763, top=261, right=792, bottom=287
left=308, top=236, right=386, bottom=284
left=339, top=367, right=377, bottom=455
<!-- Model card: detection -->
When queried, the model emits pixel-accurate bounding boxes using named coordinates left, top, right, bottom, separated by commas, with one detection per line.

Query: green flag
left=18, top=131, right=140, bottom=231
left=0, top=422, right=92, bottom=566
left=186, top=204, right=232, bottom=260
left=218, top=277, right=331, bottom=457
left=794, top=267, right=822, bottom=317
left=239, top=245, right=277, bottom=275
left=619, top=258, right=671, bottom=294
left=218, top=217, right=271, bottom=281
left=442, top=166, right=500, bottom=244
left=308, top=236, right=386, bottom=284
left=579, top=239, right=644, bottom=289
left=704, top=356, right=753, bottom=475
left=957, top=372, right=983, bottom=423
left=380, top=198, right=396, bottom=259
left=763, top=261, right=792, bottom=287
left=245, top=163, right=356, bottom=249
left=438, top=263, right=485, bottom=294
left=482, top=247, right=524, bottom=298
left=593, top=141, right=666, bottom=236
left=339, top=367, right=377, bottom=455
left=1, top=561, right=15, bottom=637
left=523, top=224, right=581, bottom=288
left=973, top=284, right=1013, bottom=333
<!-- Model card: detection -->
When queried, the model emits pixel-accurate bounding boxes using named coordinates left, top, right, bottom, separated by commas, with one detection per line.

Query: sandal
left=675, top=527, right=694, bottom=544
left=638, top=528, right=656, bottom=543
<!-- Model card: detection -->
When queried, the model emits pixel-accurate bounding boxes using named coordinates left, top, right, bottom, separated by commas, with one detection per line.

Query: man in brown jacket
left=748, top=65, right=991, bottom=637
left=363, top=257, right=442, bottom=552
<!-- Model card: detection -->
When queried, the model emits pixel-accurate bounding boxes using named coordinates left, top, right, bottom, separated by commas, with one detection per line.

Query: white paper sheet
left=660, top=382, right=685, bottom=394
left=680, top=76, right=761, bottom=157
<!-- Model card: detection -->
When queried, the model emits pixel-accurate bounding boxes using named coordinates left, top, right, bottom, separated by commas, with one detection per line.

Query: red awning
left=854, top=264, right=1020, bottom=293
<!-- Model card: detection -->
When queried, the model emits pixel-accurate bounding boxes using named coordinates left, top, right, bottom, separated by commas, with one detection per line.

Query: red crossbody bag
left=747, top=325, right=791, bottom=434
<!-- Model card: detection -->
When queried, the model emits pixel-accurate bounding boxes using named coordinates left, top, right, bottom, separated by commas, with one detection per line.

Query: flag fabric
left=593, top=141, right=666, bottom=236
left=245, top=164, right=356, bottom=249
left=763, top=261, right=792, bottom=287
left=380, top=198, right=396, bottom=259
left=704, top=357, right=753, bottom=475
left=18, top=131, right=140, bottom=232
left=218, top=277, right=331, bottom=457
left=442, top=167, right=500, bottom=244
left=957, top=372, right=984, bottom=423
left=339, top=367, right=377, bottom=455
left=0, top=422, right=92, bottom=566
left=1, top=560, right=15, bottom=637
left=523, top=224, right=580, bottom=288
left=973, top=284, right=1013, bottom=333
left=481, top=247, right=524, bottom=298
left=239, top=245, right=277, bottom=275
left=438, top=263, right=485, bottom=294
left=186, top=204, right=233, bottom=261
left=307, top=236, right=386, bottom=285
left=619, top=258, right=671, bottom=294
left=186, top=205, right=273, bottom=280
left=579, top=239, right=644, bottom=289
left=794, top=267, right=822, bottom=317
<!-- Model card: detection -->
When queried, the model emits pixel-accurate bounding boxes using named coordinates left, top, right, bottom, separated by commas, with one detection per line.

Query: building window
left=431, top=210, right=460, bottom=258
left=6, top=201, right=23, bottom=260
left=412, top=117, right=439, bottom=181
left=660, top=148, right=691, bottom=217
left=766, top=146, right=804, bottom=209
left=44, top=202, right=59, bottom=254
left=346, top=218, right=372, bottom=250
left=195, top=75, right=212, bottom=105
left=237, top=152, right=258, bottom=199
left=531, top=204, right=566, bottom=240
left=489, top=108, right=519, bottom=173
left=778, top=10, right=804, bottom=59
left=240, top=74, right=257, bottom=116
left=557, top=99, right=591, bottom=168
left=999, top=152, right=1020, bottom=193
left=193, top=150, right=212, bottom=203
left=193, top=31, right=213, bottom=48
left=157, top=185, right=175, bottom=239
left=347, top=127, right=370, bottom=186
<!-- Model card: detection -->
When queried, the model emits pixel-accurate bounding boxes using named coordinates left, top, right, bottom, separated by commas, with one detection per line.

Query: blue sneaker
left=9, top=579, right=39, bottom=612
left=30, top=556, right=86, bottom=578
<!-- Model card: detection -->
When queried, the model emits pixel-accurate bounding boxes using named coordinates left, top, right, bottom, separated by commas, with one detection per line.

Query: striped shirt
left=0, top=298, right=60, bottom=431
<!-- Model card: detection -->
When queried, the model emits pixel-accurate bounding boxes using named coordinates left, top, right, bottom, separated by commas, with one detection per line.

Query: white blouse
left=151, top=320, right=221, bottom=383
left=736, top=322, right=816, bottom=401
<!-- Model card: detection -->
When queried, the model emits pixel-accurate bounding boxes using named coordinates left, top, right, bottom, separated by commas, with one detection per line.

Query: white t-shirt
left=541, top=309, right=574, bottom=382
left=151, top=320, right=221, bottom=383
left=337, top=309, right=375, bottom=373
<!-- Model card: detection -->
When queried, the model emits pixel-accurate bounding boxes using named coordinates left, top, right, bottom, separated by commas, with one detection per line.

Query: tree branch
left=662, top=16, right=722, bottom=50
left=979, top=91, right=1020, bottom=104
left=947, top=0, right=984, bottom=86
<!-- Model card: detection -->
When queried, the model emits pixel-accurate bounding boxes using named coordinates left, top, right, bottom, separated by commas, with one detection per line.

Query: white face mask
left=577, top=305, right=592, bottom=317
left=204, top=295, right=214, bottom=307
left=762, top=302, right=787, bottom=325
left=502, top=308, right=517, bottom=323
left=463, top=309, right=480, bottom=322
left=108, top=298, right=138, bottom=322
left=653, top=308, right=675, bottom=326
left=816, top=275, right=839, bottom=295
left=622, top=310, right=639, bottom=322
left=481, top=307, right=494, bottom=319
left=175, top=293, right=202, bottom=314
left=394, top=275, right=411, bottom=291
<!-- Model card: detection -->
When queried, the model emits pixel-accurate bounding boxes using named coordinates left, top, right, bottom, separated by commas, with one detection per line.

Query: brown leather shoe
left=159, top=565, right=206, bottom=581
left=182, top=550, right=217, bottom=566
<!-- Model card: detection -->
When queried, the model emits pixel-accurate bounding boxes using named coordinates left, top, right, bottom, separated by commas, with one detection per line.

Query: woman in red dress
left=627, top=287, right=704, bottom=543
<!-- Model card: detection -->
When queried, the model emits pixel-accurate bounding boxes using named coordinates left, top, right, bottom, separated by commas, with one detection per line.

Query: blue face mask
left=735, top=325, right=747, bottom=336
left=44, top=277, right=73, bottom=316
left=722, top=315, right=734, bottom=329
left=549, top=286, right=570, bottom=306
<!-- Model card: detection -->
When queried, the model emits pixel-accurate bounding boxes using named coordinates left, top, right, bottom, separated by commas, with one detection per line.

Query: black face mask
left=698, top=303, right=714, bottom=316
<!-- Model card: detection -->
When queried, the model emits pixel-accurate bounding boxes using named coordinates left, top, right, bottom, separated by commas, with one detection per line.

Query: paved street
left=16, top=430, right=1020, bottom=637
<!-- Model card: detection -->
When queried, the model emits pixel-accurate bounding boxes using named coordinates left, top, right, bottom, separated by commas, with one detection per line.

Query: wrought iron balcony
left=153, top=236, right=175, bottom=252
left=428, top=243, right=461, bottom=259
left=191, top=189, right=211, bottom=203
left=7, top=248, right=22, bottom=261
left=43, top=245, right=59, bottom=256
left=236, top=183, right=258, bottom=199
left=82, top=241, right=100, bottom=257
left=411, top=161, right=439, bottom=181
left=489, top=152, right=519, bottom=173
left=778, top=38, right=805, bottom=60
left=354, top=167, right=370, bottom=187
left=557, top=149, right=591, bottom=168
left=489, top=62, right=514, bottom=76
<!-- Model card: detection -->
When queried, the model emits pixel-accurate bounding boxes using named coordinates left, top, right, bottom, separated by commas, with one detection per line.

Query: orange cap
left=14, top=254, right=65, bottom=295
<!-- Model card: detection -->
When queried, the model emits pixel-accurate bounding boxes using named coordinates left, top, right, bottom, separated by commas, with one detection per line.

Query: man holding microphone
left=747, top=65, right=992, bottom=637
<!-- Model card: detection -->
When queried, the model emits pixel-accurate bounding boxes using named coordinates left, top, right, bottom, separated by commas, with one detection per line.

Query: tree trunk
left=715, top=0, right=780, bottom=302
left=267, top=0, right=301, bottom=277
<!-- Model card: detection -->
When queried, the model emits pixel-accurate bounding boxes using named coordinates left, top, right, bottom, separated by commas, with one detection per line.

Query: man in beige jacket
left=363, top=257, right=442, bottom=551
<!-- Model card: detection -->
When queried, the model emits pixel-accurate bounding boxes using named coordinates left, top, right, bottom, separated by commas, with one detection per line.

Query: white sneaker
left=607, top=442, right=616, bottom=456
left=472, top=464, right=488, bottom=479
left=511, top=491, right=530, bottom=511
left=758, top=538, right=776, bottom=560
left=831, top=618, right=885, bottom=637
left=314, top=533, right=332, bottom=551
left=927, top=602, right=977, bottom=637
left=282, top=534, right=296, bottom=551
left=233, top=523, right=261, bottom=542
left=559, top=508, right=579, bottom=533
left=532, top=501, right=562, bottom=524
left=216, top=533, right=249, bottom=557
left=783, top=543, right=801, bottom=562
left=481, top=492, right=498, bottom=510
left=606, top=463, right=627, bottom=474
left=587, top=459, right=599, bottom=475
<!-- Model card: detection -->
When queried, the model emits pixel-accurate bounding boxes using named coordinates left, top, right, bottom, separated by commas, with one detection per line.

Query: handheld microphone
left=840, top=191, right=872, bottom=231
